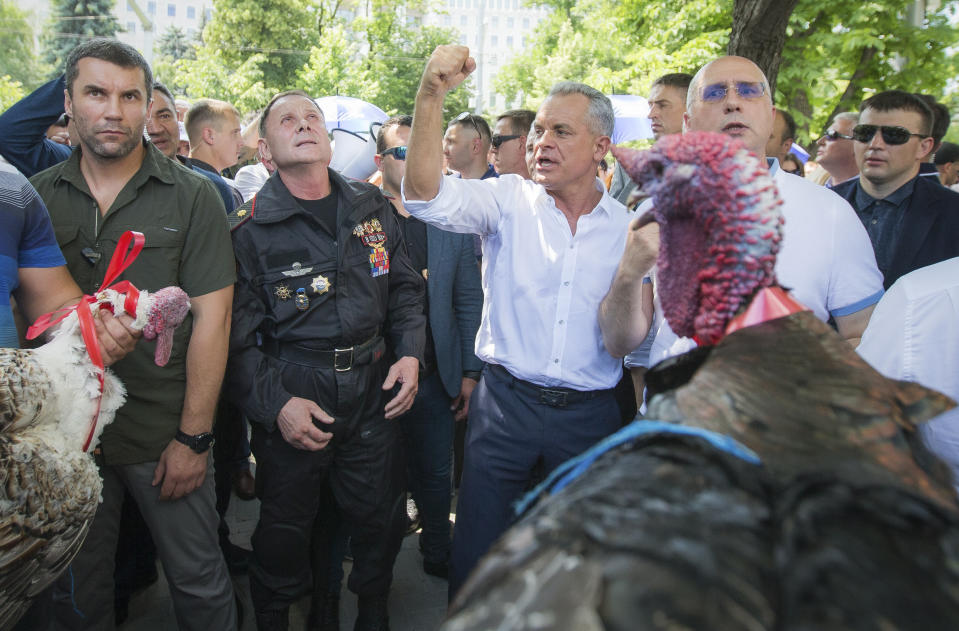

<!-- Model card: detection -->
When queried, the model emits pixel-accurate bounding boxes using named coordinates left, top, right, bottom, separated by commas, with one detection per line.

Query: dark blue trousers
left=399, top=371, right=455, bottom=565
left=449, top=364, right=620, bottom=600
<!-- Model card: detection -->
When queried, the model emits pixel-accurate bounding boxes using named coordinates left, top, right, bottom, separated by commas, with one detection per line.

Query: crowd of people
left=1, top=36, right=958, bottom=631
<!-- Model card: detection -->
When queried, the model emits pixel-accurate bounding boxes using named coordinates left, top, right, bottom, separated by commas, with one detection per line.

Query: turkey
left=441, top=133, right=959, bottom=631
left=0, top=285, right=190, bottom=629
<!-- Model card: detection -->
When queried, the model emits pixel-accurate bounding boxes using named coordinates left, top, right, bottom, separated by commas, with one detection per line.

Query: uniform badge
left=282, top=262, right=314, bottom=278
left=237, top=208, right=248, bottom=217
left=311, top=275, right=331, bottom=295
left=274, top=283, right=292, bottom=301
left=295, top=288, right=310, bottom=311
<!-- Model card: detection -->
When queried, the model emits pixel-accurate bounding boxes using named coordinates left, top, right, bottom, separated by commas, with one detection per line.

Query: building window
left=507, top=36, right=513, bottom=48
left=492, top=16, right=498, bottom=27
left=167, top=4, right=175, bottom=16
left=507, top=17, right=514, bottom=28
left=187, top=6, right=196, bottom=18
left=523, top=17, right=529, bottom=29
left=460, top=15, right=467, bottom=26
left=491, top=35, right=498, bottom=46
left=205, top=8, right=212, bottom=20
left=127, top=21, right=136, bottom=32
left=443, top=15, right=450, bottom=25
left=148, top=1, right=156, bottom=14
left=126, top=1, right=133, bottom=11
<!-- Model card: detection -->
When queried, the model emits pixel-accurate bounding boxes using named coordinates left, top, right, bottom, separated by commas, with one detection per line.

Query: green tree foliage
left=496, top=0, right=959, bottom=148
left=296, top=0, right=469, bottom=119
left=172, top=46, right=272, bottom=112
left=0, top=1, right=40, bottom=89
left=200, top=0, right=318, bottom=94
left=157, top=25, right=196, bottom=61
left=0, top=75, right=24, bottom=112
left=40, top=0, right=120, bottom=75
left=175, top=0, right=469, bottom=120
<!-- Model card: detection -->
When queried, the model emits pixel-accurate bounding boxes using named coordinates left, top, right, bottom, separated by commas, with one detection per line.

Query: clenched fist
left=419, top=45, right=476, bottom=98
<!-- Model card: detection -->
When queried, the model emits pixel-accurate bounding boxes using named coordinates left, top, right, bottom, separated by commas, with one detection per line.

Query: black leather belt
left=488, top=364, right=612, bottom=408
left=262, top=335, right=385, bottom=371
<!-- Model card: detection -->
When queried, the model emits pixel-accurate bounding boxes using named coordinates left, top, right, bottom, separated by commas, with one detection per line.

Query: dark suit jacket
left=426, top=225, right=484, bottom=398
left=833, top=175, right=959, bottom=289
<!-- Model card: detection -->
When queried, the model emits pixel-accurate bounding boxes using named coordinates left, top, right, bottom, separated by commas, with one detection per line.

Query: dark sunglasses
left=491, top=134, right=520, bottom=148
left=852, top=124, right=929, bottom=145
left=453, top=111, right=484, bottom=138
left=380, top=146, right=407, bottom=160
left=701, top=81, right=766, bottom=102
left=820, top=129, right=853, bottom=142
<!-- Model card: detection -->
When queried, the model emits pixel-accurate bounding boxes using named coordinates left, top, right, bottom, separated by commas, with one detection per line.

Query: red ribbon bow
left=26, top=231, right=146, bottom=452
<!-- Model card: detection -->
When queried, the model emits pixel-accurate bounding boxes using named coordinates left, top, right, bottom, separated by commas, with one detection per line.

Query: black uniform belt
left=489, top=364, right=613, bottom=408
left=263, top=336, right=386, bottom=371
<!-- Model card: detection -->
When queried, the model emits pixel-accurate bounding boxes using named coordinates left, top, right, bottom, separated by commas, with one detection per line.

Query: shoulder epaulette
left=229, top=195, right=255, bottom=231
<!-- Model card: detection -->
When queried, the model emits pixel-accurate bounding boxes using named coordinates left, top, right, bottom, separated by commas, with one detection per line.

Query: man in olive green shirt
left=30, top=39, right=237, bottom=631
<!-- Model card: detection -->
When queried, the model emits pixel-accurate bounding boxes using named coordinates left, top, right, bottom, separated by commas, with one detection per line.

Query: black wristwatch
left=175, top=430, right=215, bottom=454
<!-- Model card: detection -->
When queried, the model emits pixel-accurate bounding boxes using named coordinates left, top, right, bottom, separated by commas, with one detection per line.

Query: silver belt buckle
left=334, top=346, right=354, bottom=372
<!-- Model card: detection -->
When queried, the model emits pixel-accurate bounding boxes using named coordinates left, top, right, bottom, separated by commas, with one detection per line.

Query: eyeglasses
left=852, top=124, right=929, bottom=145
left=491, top=134, right=520, bottom=148
left=820, top=129, right=853, bottom=142
left=701, top=81, right=766, bottom=102
left=453, top=111, right=485, bottom=139
left=380, top=146, right=407, bottom=160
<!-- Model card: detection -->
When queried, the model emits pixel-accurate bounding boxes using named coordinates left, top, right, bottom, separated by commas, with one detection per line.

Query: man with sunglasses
left=832, top=90, right=959, bottom=289
left=815, top=112, right=860, bottom=187
left=374, top=115, right=483, bottom=581
left=491, top=109, right=535, bottom=178
left=404, top=45, right=631, bottom=600
left=601, top=56, right=883, bottom=368
left=444, top=111, right=495, bottom=180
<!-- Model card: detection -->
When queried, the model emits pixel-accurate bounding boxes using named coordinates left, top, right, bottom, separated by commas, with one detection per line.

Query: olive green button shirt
left=30, top=140, right=236, bottom=465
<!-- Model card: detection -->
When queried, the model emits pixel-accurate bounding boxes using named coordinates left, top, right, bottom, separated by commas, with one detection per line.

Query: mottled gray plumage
left=444, top=313, right=959, bottom=630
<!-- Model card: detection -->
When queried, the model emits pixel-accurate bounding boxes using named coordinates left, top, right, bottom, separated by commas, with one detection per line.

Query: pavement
left=117, top=477, right=450, bottom=631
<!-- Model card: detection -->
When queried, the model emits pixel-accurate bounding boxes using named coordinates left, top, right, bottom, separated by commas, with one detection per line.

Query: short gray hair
left=546, top=81, right=614, bottom=137
left=832, top=111, right=859, bottom=126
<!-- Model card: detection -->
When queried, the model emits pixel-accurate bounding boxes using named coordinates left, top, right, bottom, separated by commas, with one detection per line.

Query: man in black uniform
left=225, top=90, right=426, bottom=631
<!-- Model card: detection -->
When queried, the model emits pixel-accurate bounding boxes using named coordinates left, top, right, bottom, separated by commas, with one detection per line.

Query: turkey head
left=139, top=286, right=191, bottom=367
left=611, top=132, right=784, bottom=345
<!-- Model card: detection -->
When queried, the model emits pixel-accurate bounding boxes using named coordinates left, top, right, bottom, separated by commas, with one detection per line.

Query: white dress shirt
left=403, top=174, right=632, bottom=390
left=857, top=257, right=959, bottom=494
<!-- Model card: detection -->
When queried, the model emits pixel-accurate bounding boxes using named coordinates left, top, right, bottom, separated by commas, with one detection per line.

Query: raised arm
left=0, top=76, right=72, bottom=177
left=599, top=217, right=660, bottom=358
left=404, top=45, right=476, bottom=201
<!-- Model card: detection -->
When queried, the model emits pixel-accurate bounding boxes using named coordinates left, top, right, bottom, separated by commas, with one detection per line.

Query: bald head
left=684, top=56, right=775, bottom=158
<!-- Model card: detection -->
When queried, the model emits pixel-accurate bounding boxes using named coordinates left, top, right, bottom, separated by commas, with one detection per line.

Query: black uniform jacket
left=226, top=168, right=426, bottom=430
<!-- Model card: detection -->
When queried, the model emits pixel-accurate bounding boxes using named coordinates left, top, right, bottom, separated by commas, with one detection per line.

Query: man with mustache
left=29, top=38, right=238, bottom=631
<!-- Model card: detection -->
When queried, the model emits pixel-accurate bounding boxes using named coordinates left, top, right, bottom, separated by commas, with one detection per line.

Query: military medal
left=354, top=218, right=390, bottom=277
left=295, top=288, right=310, bottom=310
left=274, top=283, right=292, bottom=301
left=311, top=275, right=331, bottom=294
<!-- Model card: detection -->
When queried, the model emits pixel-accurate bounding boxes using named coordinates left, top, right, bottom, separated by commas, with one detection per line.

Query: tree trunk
left=727, top=0, right=800, bottom=93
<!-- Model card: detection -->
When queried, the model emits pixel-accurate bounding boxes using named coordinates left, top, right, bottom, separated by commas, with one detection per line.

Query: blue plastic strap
left=513, top=420, right=761, bottom=516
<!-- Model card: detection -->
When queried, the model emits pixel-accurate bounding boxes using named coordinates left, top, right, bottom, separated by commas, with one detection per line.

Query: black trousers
left=248, top=357, right=406, bottom=613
